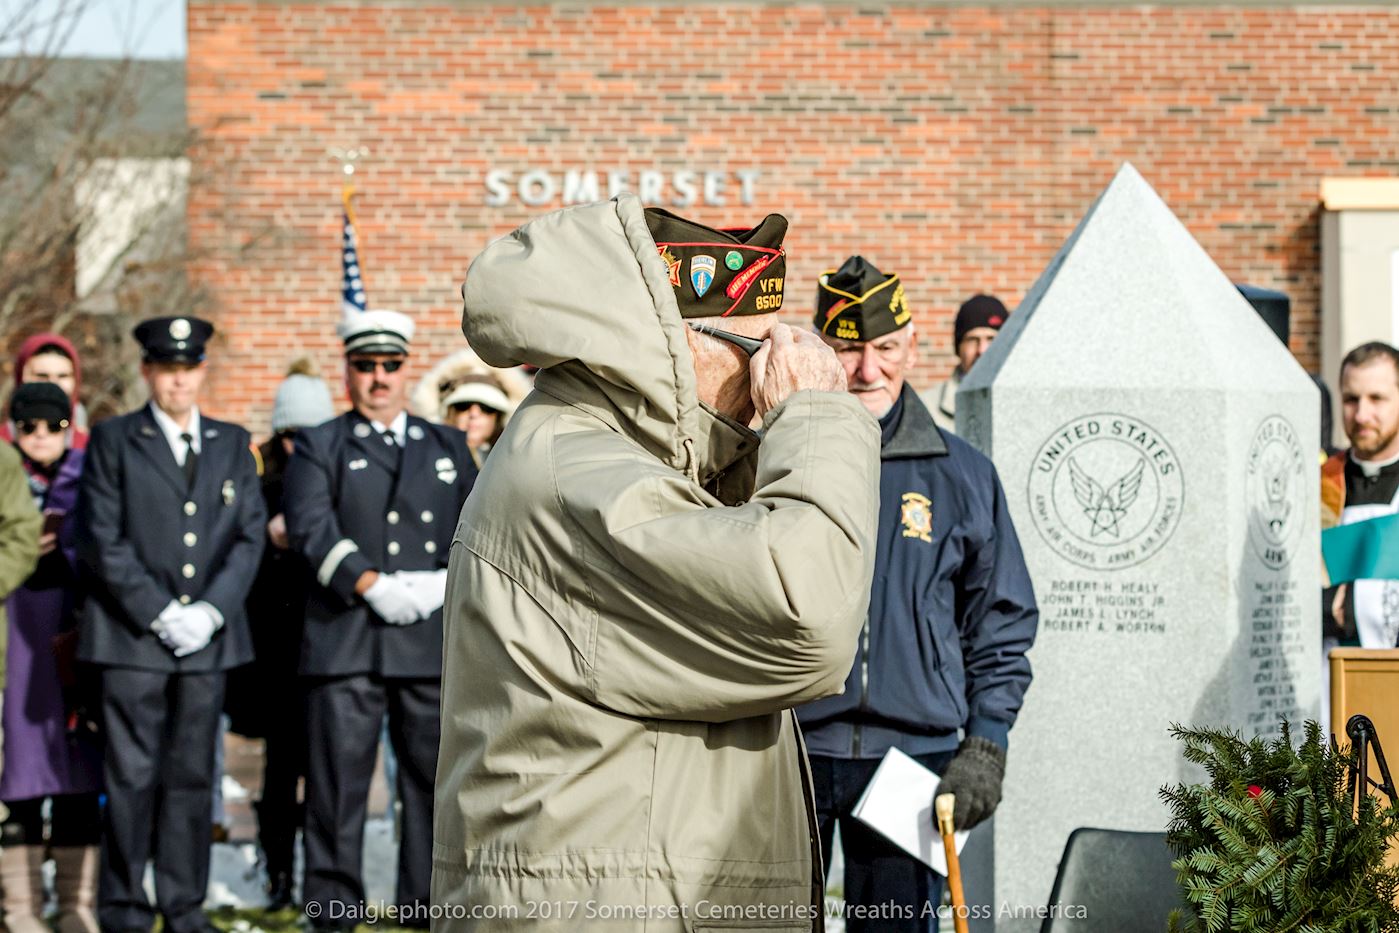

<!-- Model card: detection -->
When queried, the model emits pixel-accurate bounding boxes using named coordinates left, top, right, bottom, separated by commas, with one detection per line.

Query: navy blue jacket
left=77, top=406, right=267, bottom=673
left=797, top=386, right=1038, bottom=759
left=284, top=410, right=476, bottom=678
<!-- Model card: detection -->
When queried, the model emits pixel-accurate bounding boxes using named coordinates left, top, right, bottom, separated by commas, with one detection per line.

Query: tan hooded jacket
left=432, top=195, right=880, bottom=932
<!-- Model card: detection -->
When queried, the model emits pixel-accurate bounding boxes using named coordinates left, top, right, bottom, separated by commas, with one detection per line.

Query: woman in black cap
left=0, top=382, right=101, bottom=933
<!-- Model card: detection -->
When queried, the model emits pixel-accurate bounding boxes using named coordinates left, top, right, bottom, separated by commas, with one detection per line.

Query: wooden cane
left=935, top=793, right=969, bottom=933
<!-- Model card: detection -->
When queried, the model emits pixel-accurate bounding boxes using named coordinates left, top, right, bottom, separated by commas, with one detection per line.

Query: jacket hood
left=408, top=346, right=532, bottom=424
left=14, top=332, right=81, bottom=411
left=461, top=195, right=702, bottom=474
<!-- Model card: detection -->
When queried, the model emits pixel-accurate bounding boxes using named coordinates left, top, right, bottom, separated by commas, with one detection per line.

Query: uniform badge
left=658, top=246, right=681, bottom=288
left=725, top=250, right=743, bottom=271
left=222, top=480, right=236, bottom=506
left=438, top=469, right=458, bottom=484
left=169, top=318, right=192, bottom=340
left=140, top=424, right=157, bottom=437
left=204, top=428, right=219, bottom=439
left=690, top=255, right=716, bottom=298
left=408, top=425, right=425, bottom=441
left=353, top=423, right=372, bottom=438
left=900, top=492, right=933, bottom=543
left=349, top=458, right=368, bottom=471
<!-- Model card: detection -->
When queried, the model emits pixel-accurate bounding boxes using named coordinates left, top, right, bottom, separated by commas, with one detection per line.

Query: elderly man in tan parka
left=432, top=196, right=881, bottom=931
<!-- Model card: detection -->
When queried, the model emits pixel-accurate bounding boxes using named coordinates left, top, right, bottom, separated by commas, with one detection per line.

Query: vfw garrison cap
left=644, top=208, right=787, bottom=318
left=133, top=316, right=215, bottom=364
left=814, top=255, right=911, bottom=342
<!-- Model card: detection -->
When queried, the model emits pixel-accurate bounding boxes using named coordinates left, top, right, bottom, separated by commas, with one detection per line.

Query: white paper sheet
left=850, top=747, right=970, bottom=877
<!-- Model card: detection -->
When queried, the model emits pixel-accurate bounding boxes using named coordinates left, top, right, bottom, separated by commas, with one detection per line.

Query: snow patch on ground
left=206, top=817, right=398, bottom=909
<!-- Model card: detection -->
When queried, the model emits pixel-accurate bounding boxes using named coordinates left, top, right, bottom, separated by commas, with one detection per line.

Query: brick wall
left=186, top=1, right=1399, bottom=432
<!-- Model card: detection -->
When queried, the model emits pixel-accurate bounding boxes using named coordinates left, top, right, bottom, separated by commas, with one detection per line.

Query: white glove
left=397, top=569, right=448, bottom=619
left=152, top=601, right=223, bottom=657
left=364, top=574, right=420, bottom=625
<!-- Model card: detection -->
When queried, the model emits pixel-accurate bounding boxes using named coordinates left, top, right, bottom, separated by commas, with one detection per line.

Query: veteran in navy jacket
left=284, top=310, right=476, bottom=929
left=798, top=258, right=1039, bottom=933
left=76, top=316, right=266, bottom=933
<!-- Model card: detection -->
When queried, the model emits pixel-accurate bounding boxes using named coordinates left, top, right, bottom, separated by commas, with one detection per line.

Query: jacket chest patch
left=900, top=492, right=933, bottom=544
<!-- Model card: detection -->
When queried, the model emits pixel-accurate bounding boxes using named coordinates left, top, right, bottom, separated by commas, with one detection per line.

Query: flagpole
left=331, top=147, right=369, bottom=315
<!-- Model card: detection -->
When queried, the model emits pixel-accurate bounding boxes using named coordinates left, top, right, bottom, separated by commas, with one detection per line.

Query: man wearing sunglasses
left=283, top=309, right=477, bottom=930
left=799, top=257, right=1039, bottom=931
left=76, top=316, right=266, bottom=933
left=435, top=200, right=878, bottom=929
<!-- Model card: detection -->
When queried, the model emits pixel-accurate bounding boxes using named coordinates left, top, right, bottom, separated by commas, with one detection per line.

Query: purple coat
left=1, top=448, right=101, bottom=801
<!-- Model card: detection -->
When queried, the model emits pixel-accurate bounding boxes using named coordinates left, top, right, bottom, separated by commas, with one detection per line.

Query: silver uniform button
left=182, top=564, right=196, bottom=579
left=184, top=501, right=197, bottom=516
left=179, top=595, right=191, bottom=605
left=424, top=541, right=437, bottom=554
left=387, top=511, right=400, bottom=524
left=387, top=542, right=400, bottom=556
left=184, top=532, right=197, bottom=547
left=421, top=510, right=433, bottom=523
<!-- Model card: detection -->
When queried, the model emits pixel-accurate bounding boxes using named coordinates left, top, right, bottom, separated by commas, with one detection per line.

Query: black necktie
left=181, top=432, right=198, bottom=486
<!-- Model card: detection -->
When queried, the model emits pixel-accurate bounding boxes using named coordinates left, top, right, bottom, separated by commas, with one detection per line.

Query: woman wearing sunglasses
left=409, top=348, right=530, bottom=460
left=0, top=382, right=101, bottom=933
left=0, top=334, right=88, bottom=451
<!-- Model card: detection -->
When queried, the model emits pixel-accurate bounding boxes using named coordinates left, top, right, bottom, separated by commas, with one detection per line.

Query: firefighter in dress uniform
left=76, top=317, right=266, bottom=933
left=284, top=310, right=477, bottom=929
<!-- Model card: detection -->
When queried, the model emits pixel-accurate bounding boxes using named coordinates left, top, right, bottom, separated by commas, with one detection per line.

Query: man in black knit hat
left=924, top=294, right=1007, bottom=434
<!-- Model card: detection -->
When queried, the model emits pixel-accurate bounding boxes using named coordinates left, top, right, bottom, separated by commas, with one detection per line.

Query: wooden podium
left=1330, top=648, right=1399, bottom=748
left=1329, top=648, right=1399, bottom=886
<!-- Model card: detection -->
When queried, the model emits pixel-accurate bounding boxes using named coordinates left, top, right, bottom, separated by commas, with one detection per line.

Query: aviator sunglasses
left=349, top=358, right=405, bottom=374
left=688, top=324, right=765, bottom=358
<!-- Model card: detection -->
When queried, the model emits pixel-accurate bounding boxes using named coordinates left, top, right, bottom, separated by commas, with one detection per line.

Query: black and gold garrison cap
left=814, top=256, right=911, bottom=342
left=644, top=208, right=787, bottom=318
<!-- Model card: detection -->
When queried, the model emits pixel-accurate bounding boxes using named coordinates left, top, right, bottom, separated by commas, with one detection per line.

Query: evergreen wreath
left=1160, top=720, right=1399, bottom=933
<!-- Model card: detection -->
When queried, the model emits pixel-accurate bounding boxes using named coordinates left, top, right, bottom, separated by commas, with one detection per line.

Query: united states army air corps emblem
left=900, top=492, right=933, bottom=543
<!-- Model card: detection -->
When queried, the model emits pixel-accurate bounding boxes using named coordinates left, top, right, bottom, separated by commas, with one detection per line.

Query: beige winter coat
left=433, top=195, right=880, bottom=932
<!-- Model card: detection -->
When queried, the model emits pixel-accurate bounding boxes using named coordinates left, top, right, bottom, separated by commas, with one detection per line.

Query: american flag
left=341, top=200, right=366, bottom=316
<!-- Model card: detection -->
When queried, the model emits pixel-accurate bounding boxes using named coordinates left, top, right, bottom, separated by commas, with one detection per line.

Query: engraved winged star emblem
left=1068, top=456, right=1146, bottom=538
left=1262, top=451, right=1293, bottom=537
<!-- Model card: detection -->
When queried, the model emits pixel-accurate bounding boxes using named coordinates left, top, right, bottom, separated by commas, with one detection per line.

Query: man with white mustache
left=800, top=256, right=1039, bottom=932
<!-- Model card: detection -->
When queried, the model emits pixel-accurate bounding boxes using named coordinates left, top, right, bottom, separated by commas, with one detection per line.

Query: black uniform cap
left=133, top=317, right=214, bottom=364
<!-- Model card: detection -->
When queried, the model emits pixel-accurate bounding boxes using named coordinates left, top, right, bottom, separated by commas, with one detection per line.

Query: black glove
left=937, top=736, right=1006, bottom=831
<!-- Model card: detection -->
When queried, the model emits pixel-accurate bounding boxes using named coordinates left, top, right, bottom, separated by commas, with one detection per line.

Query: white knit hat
left=271, top=358, right=335, bottom=432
